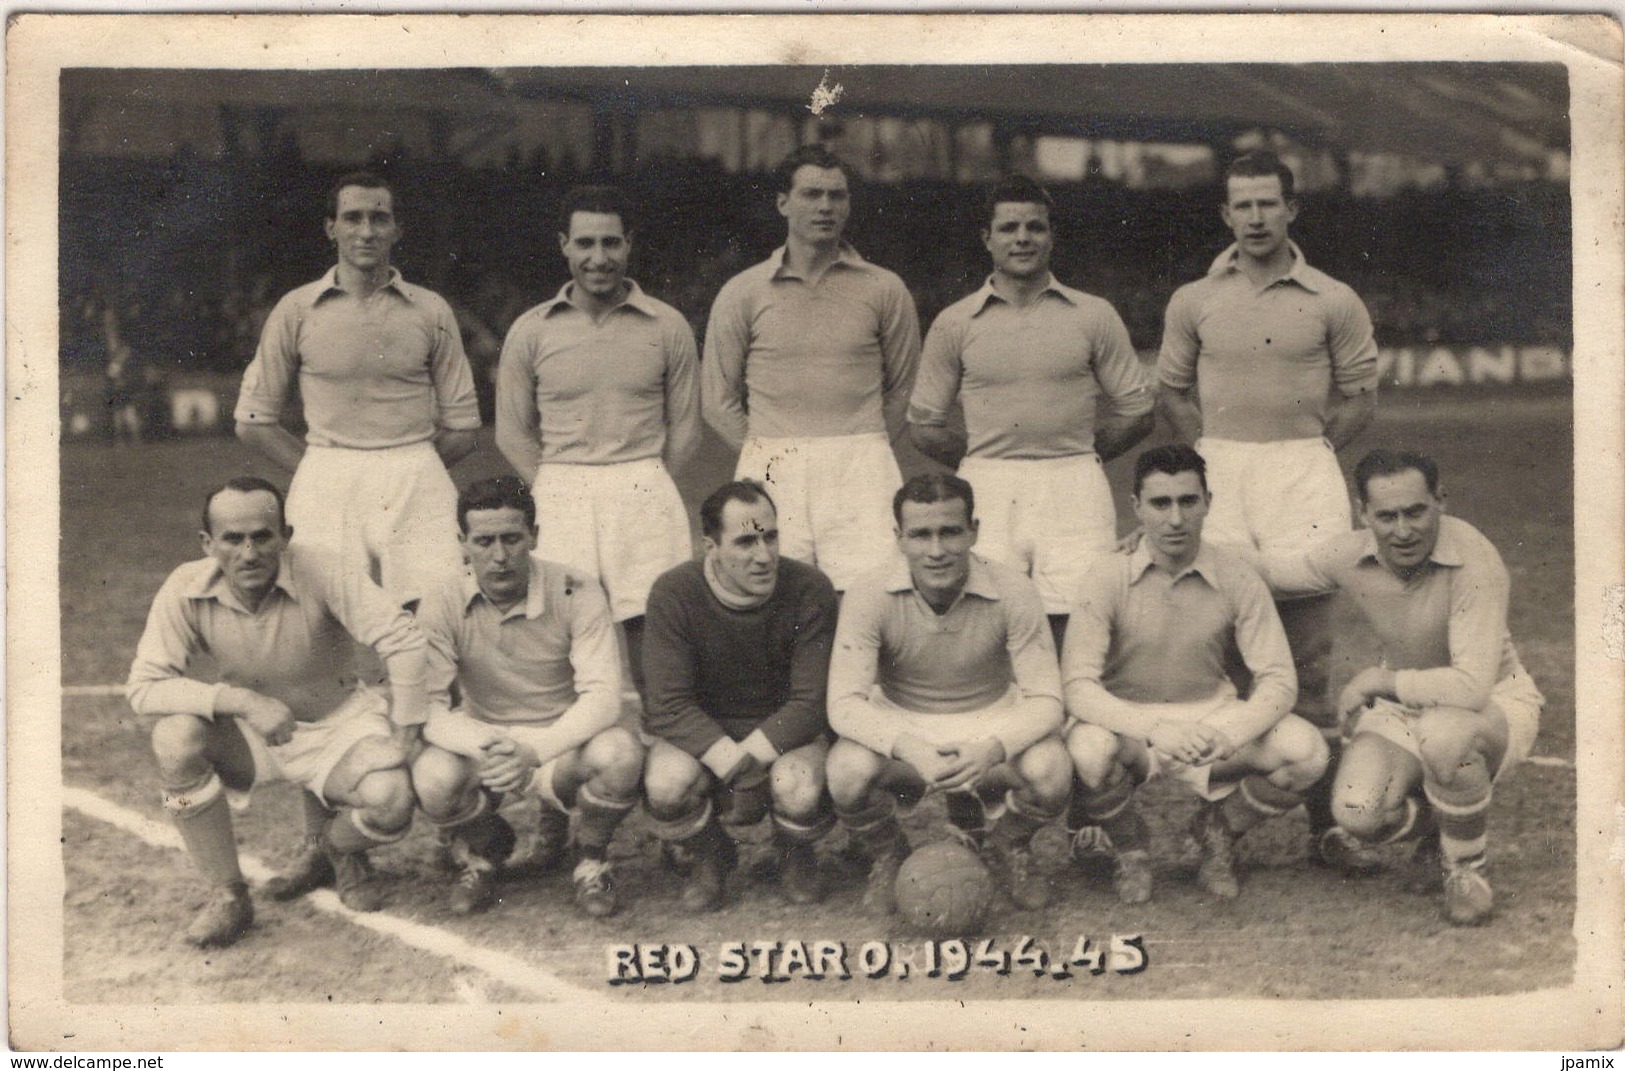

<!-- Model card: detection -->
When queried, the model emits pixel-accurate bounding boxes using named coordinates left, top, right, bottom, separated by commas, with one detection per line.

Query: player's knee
left=1016, top=737, right=1073, bottom=805
left=1331, top=776, right=1393, bottom=841
left=150, top=714, right=210, bottom=772
left=1266, top=719, right=1329, bottom=788
left=410, top=746, right=477, bottom=820
left=643, top=749, right=706, bottom=817
left=825, top=739, right=884, bottom=807
left=1065, top=723, right=1120, bottom=789
left=355, top=768, right=415, bottom=833
left=1416, top=709, right=1488, bottom=786
left=584, top=727, right=644, bottom=796
left=770, top=752, right=825, bottom=818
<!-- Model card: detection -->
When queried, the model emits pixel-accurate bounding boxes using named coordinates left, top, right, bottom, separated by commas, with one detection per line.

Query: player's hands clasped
left=895, top=734, right=1005, bottom=791
left=716, top=754, right=772, bottom=826
left=479, top=736, right=541, bottom=795
left=1148, top=719, right=1222, bottom=766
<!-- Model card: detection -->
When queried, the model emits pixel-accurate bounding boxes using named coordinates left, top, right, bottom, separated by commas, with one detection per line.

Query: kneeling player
left=1257, top=450, right=1543, bottom=925
left=127, top=477, right=427, bottom=947
left=641, top=480, right=840, bottom=910
left=411, top=476, right=642, bottom=918
left=1062, top=446, right=1328, bottom=902
left=827, top=474, right=1072, bottom=914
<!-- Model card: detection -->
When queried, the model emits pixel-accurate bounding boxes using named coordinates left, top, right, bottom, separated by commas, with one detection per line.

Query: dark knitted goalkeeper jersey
left=641, top=557, right=838, bottom=758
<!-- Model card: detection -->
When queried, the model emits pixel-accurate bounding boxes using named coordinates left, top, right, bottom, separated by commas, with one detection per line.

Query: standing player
left=909, top=174, right=1153, bottom=650
left=235, top=171, right=479, bottom=876
left=826, top=474, right=1072, bottom=915
left=702, top=145, right=921, bottom=593
left=1256, top=450, right=1543, bottom=925
left=495, top=185, right=700, bottom=696
left=411, top=476, right=643, bottom=918
left=640, top=480, right=840, bottom=910
left=235, top=171, right=481, bottom=609
left=127, top=478, right=426, bottom=947
left=1156, top=150, right=1379, bottom=862
left=1063, top=446, right=1327, bottom=902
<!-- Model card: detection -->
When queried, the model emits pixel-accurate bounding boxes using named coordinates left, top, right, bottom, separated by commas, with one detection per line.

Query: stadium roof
left=62, top=63, right=1568, bottom=169
left=496, top=63, right=1569, bottom=165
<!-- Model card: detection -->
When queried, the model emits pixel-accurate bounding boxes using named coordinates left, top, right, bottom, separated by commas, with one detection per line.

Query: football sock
left=298, top=788, right=335, bottom=842
left=1425, top=784, right=1490, bottom=867
left=992, top=789, right=1064, bottom=848
left=647, top=797, right=710, bottom=843
left=326, top=807, right=407, bottom=854
left=1078, top=774, right=1149, bottom=853
left=1219, top=774, right=1303, bottom=836
left=835, top=793, right=905, bottom=860
left=1369, top=796, right=1437, bottom=845
left=575, top=783, right=636, bottom=860
left=427, top=788, right=490, bottom=831
left=771, top=805, right=835, bottom=844
left=944, top=789, right=989, bottom=846
left=1302, top=736, right=1342, bottom=835
left=163, top=771, right=242, bottom=886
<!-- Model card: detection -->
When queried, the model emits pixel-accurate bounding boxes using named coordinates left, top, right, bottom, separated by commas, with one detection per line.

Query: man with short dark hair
left=496, top=185, right=700, bottom=697
left=826, top=473, right=1071, bottom=915
left=640, top=480, right=840, bottom=910
left=1156, top=150, right=1380, bottom=863
left=702, top=145, right=921, bottom=592
left=234, top=172, right=481, bottom=873
left=910, top=174, right=1153, bottom=649
left=127, top=477, right=428, bottom=947
left=1258, top=450, right=1543, bottom=925
left=411, top=475, right=643, bottom=918
left=1062, top=445, right=1326, bottom=903
left=235, top=171, right=481, bottom=608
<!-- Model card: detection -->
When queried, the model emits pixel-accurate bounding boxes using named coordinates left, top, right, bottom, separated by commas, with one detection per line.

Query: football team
left=128, top=148, right=1542, bottom=949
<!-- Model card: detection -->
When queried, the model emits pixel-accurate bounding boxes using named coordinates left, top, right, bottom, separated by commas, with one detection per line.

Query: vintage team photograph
left=8, top=11, right=1622, bottom=1053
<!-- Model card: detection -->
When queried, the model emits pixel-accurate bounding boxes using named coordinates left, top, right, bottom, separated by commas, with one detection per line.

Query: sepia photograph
left=7, top=10, right=1623, bottom=1052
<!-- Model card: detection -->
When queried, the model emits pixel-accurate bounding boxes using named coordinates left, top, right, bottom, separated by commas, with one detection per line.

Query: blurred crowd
left=61, top=154, right=1572, bottom=432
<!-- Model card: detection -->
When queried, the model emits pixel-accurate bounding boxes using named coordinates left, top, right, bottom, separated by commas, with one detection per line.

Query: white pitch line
left=63, top=785, right=598, bottom=1002
left=62, top=684, right=129, bottom=697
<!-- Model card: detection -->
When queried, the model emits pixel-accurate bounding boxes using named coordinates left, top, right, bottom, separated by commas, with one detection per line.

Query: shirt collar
left=1127, top=540, right=1220, bottom=585
left=967, top=274, right=1076, bottom=316
left=187, top=554, right=300, bottom=612
left=1207, top=240, right=1322, bottom=293
left=538, top=278, right=658, bottom=319
left=769, top=242, right=868, bottom=281
left=1355, top=517, right=1464, bottom=571
left=316, top=265, right=410, bottom=301
left=882, top=552, right=1003, bottom=602
left=462, top=556, right=549, bottom=620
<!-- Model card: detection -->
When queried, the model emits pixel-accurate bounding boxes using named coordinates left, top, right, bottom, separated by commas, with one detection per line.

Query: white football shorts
left=530, top=457, right=693, bottom=623
left=736, top=432, right=901, bottom=592
left=958, top=454, right=1118, bottom=615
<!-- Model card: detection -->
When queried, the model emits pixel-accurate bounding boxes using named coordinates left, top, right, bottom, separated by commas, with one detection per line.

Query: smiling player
left=495, top=185, right=701, bottom=698
left=909, top=175, right=1153, bottom=651
left=826, top=474, right=1072, bottom=915
left=1255, top=450, right=1544, bottom=925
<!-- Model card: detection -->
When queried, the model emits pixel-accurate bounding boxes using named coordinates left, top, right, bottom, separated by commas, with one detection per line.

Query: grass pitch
left=58, top=388, right=1575, bottom=1004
